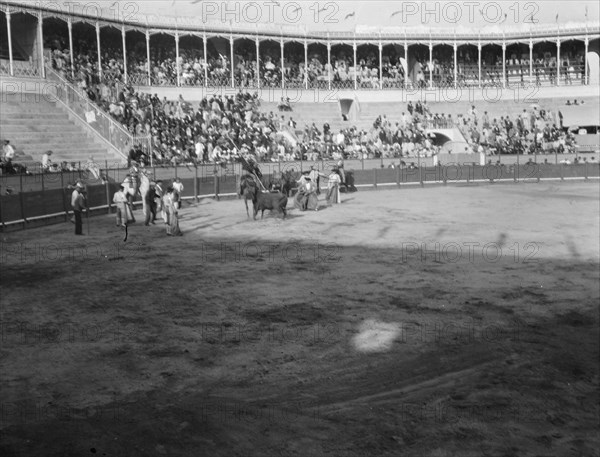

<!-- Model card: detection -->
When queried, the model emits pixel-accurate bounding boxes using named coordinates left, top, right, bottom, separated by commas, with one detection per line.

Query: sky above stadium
left=17, top=0, right=600, bottom=32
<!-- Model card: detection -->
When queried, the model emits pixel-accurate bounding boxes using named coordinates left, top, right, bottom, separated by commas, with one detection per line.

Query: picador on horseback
left=238, top=153, right=265, bottom=218
left=239, top=153, right=262, bottom=181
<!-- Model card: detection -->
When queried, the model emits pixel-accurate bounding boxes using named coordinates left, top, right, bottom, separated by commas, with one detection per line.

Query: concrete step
left=1, top=117, right=83, bottom=124
left=1, top=107, right=62, bottom=115
left=13, top=155, right=34, bottom=161
left=2, top=93, right=55, bottom=102
left=16, top=146, right=110, bottom=154
left=11, top=133, right=104, bottom=140
left=5, top=131, right=101, bottom=138
left=2, top=93, right=119, bottom=165
left=0, top=113, right=71, bottom=120
left=0, top=127, right=88, bottom=134
left=14, top=143, right=110, bottom=151
left=0, top=119, right=78, bottom=126
left=2, top=99, right=59, bottom=106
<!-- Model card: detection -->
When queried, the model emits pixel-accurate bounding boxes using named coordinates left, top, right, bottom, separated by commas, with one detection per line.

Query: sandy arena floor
left=1, top=182, right=599, bottom=457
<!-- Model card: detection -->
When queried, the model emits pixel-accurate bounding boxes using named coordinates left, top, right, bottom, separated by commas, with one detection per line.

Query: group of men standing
left=69, top=158, right=347, bottom=236
left=114, top=172, right=184, bottom=236
left=69, top=169, right=184, bottom=237
left=294, top=164, right=344, bottom=211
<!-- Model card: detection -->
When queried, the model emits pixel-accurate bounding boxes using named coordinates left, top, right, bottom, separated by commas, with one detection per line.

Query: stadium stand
left=0, top=1, right=598, bottom=170
left=1, top=93, right=123, bottom=169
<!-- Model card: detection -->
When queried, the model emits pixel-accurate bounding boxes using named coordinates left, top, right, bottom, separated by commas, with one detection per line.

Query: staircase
left=0, top=93, right=120, bottom=169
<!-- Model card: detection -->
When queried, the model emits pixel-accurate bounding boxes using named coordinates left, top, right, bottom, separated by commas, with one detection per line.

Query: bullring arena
left=1, top=1, right=599, bottom=457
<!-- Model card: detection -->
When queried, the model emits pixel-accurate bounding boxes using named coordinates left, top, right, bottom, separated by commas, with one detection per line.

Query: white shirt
left=195, top=142, right=205, bottom=157
left=327, top=173, right=341, bottom=189
left=3, top=144, right=15, bottom=160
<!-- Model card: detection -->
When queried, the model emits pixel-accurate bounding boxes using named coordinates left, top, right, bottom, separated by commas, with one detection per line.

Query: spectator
left=3, top=140, right=15, bottom=162
left=42, top=150, right=53, bottom=171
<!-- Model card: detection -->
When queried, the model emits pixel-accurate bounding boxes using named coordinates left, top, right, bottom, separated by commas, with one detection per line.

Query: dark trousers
left=144, top=203, right=156, bottom=225
left=74, top=210, right=83, bottom=235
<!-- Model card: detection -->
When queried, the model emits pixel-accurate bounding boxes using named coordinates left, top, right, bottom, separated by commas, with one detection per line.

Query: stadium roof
left=2, top=0, right=599, bottom=42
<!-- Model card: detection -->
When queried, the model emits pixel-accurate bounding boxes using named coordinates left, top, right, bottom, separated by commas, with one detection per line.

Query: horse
left=281, top=169, right=299, bottom=196
left=128, top=167, right=151, bottom=217
left=269, top=170, right=298, bottom=196
left=239, top=174, right=259, bottom=218
left=268, top=171, right=284, bottom=192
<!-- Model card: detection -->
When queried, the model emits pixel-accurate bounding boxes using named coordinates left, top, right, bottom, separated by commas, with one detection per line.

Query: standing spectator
left=42, top=150, right=53, bottom=171
left=155, top=180, right=165, bottom=222
left=165, top=187, right=182, bottom=236
left=144, top=182, right=157, bottom=226
left=194, top=139, right=205, bottom=162
left=336, top=159, right=346, bottom=189
left=113, top=185, right=131, bottom=227
left=71, top=182, right=86, bottom=235
left=172, top=178, right=184, bottom=209
left=1, top=140, right=16, bottom=174
left=3, top=140, right=15, bottom=163
left=309, top=165, right=321, bottom=195
left=122, top=174, right=136, bottom=205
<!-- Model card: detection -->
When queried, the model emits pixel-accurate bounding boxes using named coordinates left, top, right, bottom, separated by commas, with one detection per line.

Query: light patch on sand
left=352, top=319, right=401, bottom=353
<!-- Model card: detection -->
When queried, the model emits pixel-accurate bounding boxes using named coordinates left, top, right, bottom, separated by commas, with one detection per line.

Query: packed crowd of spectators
left=38, top=32, right=586, bottom=167
left=285, top=99, right=577, bottom=161
left=45, top=28, right=587, bottom=91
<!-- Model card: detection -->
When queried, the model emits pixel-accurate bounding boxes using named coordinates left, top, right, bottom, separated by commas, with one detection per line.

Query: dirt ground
left=1, top=182, right=599, bottom=457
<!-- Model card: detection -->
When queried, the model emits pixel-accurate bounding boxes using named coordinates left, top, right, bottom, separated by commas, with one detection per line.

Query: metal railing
left=127, top=73, right=150, bottom=86
left=0, top=58, right=42, bottom=78
left=332, top=79, right=355, bottom=89
left=46, top=68, right=131, bottom=162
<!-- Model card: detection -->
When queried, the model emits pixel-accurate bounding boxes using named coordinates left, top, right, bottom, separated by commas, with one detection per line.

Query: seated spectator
left=278, top=97, right=292, bottom=112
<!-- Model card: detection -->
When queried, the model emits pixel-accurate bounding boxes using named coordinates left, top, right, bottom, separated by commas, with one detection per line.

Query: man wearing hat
left=71, top=182, right=86, bottom=235
left=113, top=184, right=131, bottom=227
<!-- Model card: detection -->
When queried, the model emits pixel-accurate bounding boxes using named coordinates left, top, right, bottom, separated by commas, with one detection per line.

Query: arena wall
left=2, top=163, right=598, bottom=230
